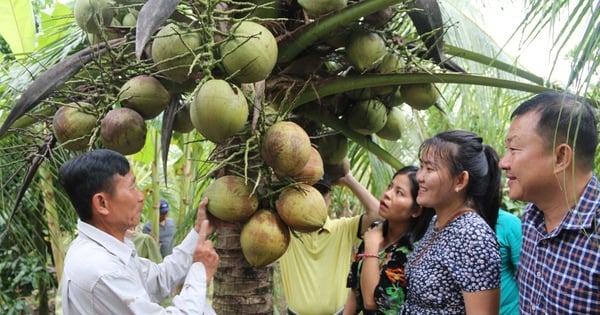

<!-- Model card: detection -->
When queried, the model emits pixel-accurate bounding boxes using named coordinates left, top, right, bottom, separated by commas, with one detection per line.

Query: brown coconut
left=203, top=175, right=259, bottom=222
left=53, top=103, right=97, bottom=151
left=261, top=121, right=312, bottom=177
left=317, top=133, right=348, bottom=164
left=291, top=147, right=324, bottom=185
left=119, top=75, right=170, bottom=120
left=276, top=183, right=328, bottom=233
left=172, top=103, right=194, bottom=133
left=240, top=209, right=290, bottom=267
left=324, top=157, right=350, bottom=182
left=100, top=107, right=147, bottom=155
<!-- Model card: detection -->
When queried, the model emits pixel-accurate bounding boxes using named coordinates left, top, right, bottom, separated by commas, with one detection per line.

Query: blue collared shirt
left=518, top=175, right=600, bottom=314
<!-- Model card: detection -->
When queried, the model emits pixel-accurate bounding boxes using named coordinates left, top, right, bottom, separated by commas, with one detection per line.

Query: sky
left=469, top=1, right=584, bottom=86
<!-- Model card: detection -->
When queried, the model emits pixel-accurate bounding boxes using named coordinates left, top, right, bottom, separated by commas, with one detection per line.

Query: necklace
left=409, top=209, right=472, bottom=266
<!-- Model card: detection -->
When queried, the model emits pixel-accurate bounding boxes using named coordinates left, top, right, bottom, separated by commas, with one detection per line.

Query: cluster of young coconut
left=52, top=0, right=446, bottom=267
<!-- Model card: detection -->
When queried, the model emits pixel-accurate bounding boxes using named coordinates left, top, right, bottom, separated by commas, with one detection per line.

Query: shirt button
left=536, top=271, right=542, bottom=277
left=540, top=239, right=546, bottom=245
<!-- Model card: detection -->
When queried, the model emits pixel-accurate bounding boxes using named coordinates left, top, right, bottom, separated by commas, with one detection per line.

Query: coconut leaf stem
left=277, top=0, right=404, bottom=63
left=292, top=72, right=554, bottom=108
left=445, top=44, right=548, bottom=86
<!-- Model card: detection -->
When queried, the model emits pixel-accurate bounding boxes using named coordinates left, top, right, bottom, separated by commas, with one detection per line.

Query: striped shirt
left=518, top=175, right=600, bottom=314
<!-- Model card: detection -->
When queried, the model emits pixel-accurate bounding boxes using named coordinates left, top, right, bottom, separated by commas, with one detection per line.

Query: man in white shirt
left=58, top=149, right=218, bottom=314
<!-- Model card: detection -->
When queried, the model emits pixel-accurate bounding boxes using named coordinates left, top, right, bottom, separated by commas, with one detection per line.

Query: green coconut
left=221, top=21, right=278, bottom=83
left=347, top=99, right=388, bottom=135
left=203, top=175, right=259, bottom=222
left=276, top=183, right=328, bottom=233
left=100, top=107, right=147, bottom=155
left=346, top=31, right=387, bottom=73
left=151, top=23, right=203, bottom=83
left=297, top=0, right=347, bottom=17
left=317, top=133, right=348, bottom=164
left=400, top=83, right=439, bottom=110
left=74, top=0, right=115, bottom=35
left=373, top=52, right=405, bottom=95
left=52, top=103, right=97, bottom=151
left=190, top=79, right=249, bottom=143
left=240, top=209, right=290, bottom=267
left=118, top=75, right=170, bottom=119
left=261, top=121, right=312, bottom=177
left=376, top=106, right=404, bottom=141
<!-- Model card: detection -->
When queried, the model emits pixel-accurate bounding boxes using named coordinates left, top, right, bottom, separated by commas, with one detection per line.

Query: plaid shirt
left=518, top=175, right=600, bottom=314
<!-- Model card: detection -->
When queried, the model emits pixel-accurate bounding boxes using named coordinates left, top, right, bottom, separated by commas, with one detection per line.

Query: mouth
left=379, top=201, right=388, bottom=211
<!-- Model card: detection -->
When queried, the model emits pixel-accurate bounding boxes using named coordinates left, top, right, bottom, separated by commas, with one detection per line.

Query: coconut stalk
left=38, top=162, right=65, bottom=282
left=176, top=132, right=193, bottom=228
left=149, top=129, right=162, bottom=243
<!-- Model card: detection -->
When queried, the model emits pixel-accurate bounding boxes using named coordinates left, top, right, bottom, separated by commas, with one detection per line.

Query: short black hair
left=512, top=92, right=598, bottom=170
left=58, top=149, right=130, bottom=221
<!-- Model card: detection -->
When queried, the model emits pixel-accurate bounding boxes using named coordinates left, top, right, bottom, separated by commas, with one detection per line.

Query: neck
left=434, top=199, right=468, bottom=229
left=537, top=171, right=592, bottom=232
left=382, top=221, right=410, bottom=249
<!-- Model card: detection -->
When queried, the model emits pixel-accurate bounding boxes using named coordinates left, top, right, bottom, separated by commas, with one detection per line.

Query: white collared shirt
left=62, top=220, right=216, bottom=314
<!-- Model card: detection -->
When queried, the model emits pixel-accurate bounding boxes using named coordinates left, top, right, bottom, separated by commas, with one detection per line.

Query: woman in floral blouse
left=343, top=166, right=434, bottom=315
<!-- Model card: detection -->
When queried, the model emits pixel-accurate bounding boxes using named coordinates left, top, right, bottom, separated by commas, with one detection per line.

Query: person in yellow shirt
left=279, top=171, right=381, bottom=315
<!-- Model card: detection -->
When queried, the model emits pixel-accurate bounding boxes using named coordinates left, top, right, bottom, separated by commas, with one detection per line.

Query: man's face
left=499, top=111, right=555, bottom=204
left=104, top=169, right=145, bottom=231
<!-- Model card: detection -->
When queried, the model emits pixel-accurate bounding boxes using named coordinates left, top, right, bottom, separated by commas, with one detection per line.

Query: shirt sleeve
left=451, top=226, right=501, bottom=292
left=92, top=262, right=214, bottom=314
left=91, top=229, right=216, bottom=314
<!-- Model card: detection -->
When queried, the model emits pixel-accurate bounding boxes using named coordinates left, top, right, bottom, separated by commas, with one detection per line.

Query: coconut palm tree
left=0, top=0, right=598, bottom=313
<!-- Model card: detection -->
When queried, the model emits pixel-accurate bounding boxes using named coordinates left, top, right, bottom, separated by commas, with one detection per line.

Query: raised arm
left=336, top=171, right=381, bottom=236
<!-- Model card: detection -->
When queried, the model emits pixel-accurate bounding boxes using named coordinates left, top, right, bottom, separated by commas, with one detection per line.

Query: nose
left=498, top=154, right=509, bottom=170
left=416, top=168, right=424, bottom=183
left=137, top=188, right=145, bottom=202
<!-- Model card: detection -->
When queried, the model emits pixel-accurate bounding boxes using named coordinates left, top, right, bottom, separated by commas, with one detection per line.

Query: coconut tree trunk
left=212, top=225, right=273, bottom=314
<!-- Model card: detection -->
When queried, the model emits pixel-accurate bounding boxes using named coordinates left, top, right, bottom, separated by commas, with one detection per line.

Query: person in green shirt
left=279, top=171, right=381, bottom=315
left=495, top=209, right=522, bottom=315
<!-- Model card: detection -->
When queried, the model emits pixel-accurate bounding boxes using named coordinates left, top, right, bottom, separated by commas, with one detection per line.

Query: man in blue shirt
left=499, top=92, right=599, bottom=314
left=143, top=199, right=176, bottom=257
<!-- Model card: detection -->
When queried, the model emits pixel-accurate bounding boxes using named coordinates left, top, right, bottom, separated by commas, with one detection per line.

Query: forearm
left=340, top=173, right=380, bottom=235
left=359, top=255, right=380, bottom=311
left=342, top=289, right=358, bottom=315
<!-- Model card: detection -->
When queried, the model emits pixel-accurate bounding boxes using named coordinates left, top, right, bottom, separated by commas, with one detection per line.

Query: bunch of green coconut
left=52, top=0, right=445, bottom=266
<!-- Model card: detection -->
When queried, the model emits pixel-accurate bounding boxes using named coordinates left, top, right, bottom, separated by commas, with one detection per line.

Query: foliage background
left=0, top=0, right=598, bottom=313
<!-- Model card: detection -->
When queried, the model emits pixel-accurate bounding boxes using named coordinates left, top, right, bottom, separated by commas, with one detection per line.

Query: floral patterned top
left=401, top=212, right=501, bottom=315
left=346, top=230, right=412, bottom=315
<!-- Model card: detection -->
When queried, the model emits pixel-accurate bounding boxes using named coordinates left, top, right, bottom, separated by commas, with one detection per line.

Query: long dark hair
left=381, top=166, right=435, bottom=243
left=418, top=130, right=501, bottom=229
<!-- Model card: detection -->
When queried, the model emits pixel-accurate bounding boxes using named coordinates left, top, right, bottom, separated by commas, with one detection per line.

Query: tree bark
left=213, top=225, right=273, bottom=314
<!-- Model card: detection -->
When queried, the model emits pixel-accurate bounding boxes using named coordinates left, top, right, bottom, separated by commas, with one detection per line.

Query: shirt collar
left=529, top=174, right=599, bottom=232
left=77, top=220, right=135, bottom=264
left=318, top=217, right=333, bottom=233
